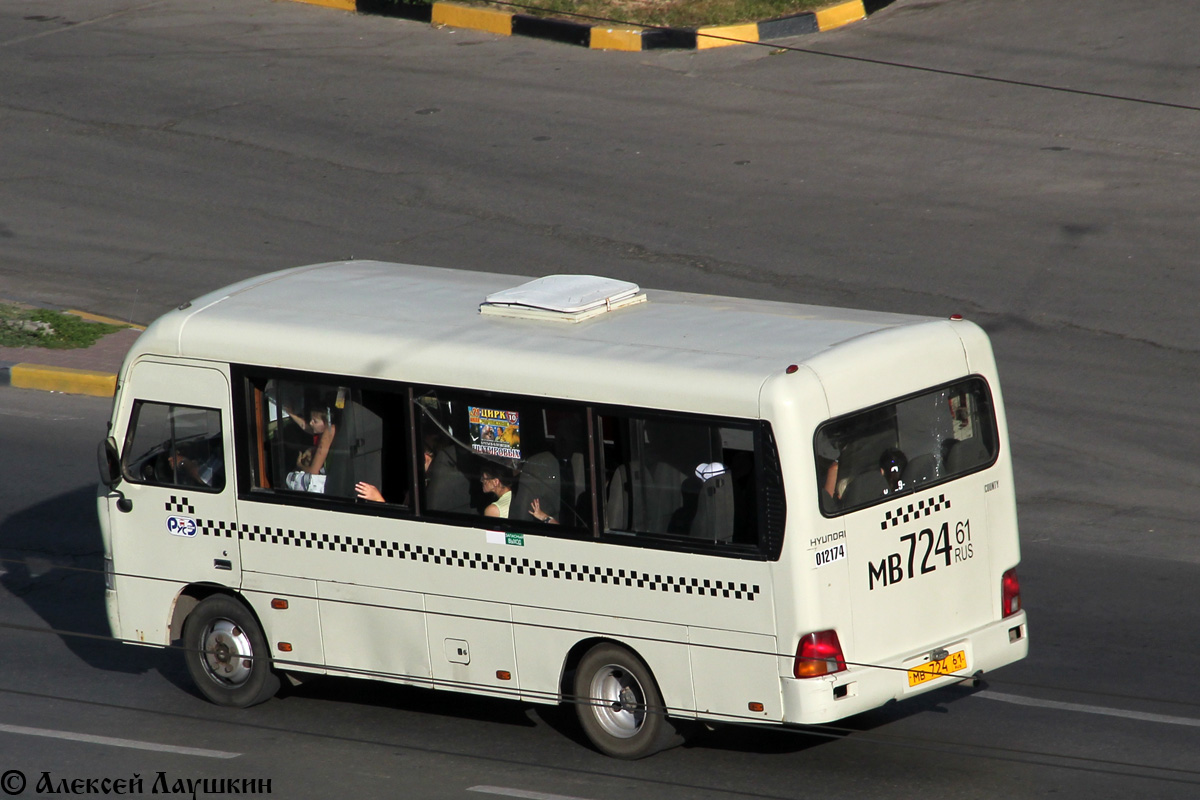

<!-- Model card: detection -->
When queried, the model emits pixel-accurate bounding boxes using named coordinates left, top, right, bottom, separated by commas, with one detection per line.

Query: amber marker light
left=271, top=598, right=289, bottom=610
left=748, top=702, right=765, bottom=712
left=496, top=670, right=512, bottom=681
left=277, top=643, right=293, bottom=652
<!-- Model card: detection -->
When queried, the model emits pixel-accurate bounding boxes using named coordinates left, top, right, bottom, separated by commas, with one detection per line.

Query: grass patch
left=0, top=303, right=126, bottom=350
left=370, top=0, right=837, bottom=27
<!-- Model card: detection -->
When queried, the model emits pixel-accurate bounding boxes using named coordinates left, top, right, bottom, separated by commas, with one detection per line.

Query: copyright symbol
left=0, top=771, right=24, bottom=795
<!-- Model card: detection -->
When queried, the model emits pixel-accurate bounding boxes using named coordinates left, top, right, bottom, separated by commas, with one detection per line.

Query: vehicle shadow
left=275, top=674, right=540, bottom=729
left=683, top=681, right=982, bottom=755
left=0, top=484, right=176, bottom=678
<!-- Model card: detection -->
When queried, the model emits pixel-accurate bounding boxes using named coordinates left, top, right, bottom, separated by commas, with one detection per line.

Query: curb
left=307, top=0, right=887, bottom=51
left=0, top=308, right=139, bottom=398
left=0, top=362, right=117, bottom=398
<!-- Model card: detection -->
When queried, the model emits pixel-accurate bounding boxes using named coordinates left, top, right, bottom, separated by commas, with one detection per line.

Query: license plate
left=907, top=649, right=968, bottom=687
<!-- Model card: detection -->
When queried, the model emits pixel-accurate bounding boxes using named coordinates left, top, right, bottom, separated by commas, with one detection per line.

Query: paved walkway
left=0, top=327, right=142, bottom=397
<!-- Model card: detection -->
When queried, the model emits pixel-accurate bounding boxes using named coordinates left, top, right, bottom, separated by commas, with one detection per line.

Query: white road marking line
left=978, top=690, right=1200, bottom=728
left=469, top=786, right=594, bottom=800
left=0, top=723, right=240, bottom=758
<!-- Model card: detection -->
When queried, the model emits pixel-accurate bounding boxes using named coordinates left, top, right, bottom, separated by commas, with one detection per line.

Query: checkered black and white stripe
left=880, top=494, right=951, bottom=530
left=165, top=496, right=195, bottom=515
left=170, top=496, right=760, bottom=602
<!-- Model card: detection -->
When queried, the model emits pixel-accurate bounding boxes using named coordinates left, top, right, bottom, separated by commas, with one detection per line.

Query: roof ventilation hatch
left=479, top=274, right=647, bottom=323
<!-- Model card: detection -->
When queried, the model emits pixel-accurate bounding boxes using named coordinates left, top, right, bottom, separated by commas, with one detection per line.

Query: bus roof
left=128, top=261, right=972, bottom=418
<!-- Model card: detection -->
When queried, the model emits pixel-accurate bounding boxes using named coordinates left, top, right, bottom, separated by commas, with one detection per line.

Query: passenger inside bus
left=283, top=405, right=337, bottom=488
left=167, top=443, right=223, bottom=489
left=286, top=447, right=326, bottom=493
left=354, top=439, right=436, bottom=504
left=481, top=464, right=516, bottom=518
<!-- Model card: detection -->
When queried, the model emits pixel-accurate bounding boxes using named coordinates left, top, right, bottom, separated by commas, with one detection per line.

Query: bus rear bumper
left=780, top=611, right=1029, bottom=725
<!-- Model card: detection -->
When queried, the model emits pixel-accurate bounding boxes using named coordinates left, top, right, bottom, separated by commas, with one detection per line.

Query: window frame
left=591, top=403, right=777, bottom=560
left=231, top=365, right=786, bottom=560
left=813, top=375, right=1001, bottom=519
left=231, top=366, right=415, bottom=516
left=121, top=399, right=226, bottom=493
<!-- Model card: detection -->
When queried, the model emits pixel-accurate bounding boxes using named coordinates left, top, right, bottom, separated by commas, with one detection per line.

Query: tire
left=182, top=594, right=280, bottom=708
left=573, top=643, right=683, bottom=759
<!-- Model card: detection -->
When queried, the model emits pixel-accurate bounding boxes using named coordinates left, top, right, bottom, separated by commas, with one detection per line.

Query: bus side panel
left=960, top=322, right=1024, bottom=601
left=512, top=607, right=693, bottom=716
left=317, top=582, right=431, bottom=686
left=688, top=627, right=781, bottom=723
left=241, top=574, right=326, bottom=677
left=425, top=595, right=516, bottom=698
left=110, top=577, right=186, bottom=646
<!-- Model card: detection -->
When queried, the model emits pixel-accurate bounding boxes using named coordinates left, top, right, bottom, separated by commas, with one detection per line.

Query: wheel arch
left=559, top=636, right=668, bottom=710
left=170, top=583, right=258, bottom=643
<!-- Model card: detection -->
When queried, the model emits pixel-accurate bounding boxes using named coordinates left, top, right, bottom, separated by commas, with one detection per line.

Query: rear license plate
left=907, top=650, right=968, bottom=687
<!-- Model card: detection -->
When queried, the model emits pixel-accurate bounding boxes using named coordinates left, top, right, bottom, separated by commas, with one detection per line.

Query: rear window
left=814, top=378, right=999, bottom=516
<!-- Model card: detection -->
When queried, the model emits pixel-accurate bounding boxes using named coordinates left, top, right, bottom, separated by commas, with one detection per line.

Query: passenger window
left=815, top=377, right=999, bottom=515
left=123, top=401, right=224, bottom=491
left=244, top=375, right=406, bottom=504
left=598, top=414, right=760, bottom=547
left=413, top=388, right=590, bottom=530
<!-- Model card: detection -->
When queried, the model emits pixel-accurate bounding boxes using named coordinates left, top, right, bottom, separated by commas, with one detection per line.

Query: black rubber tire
left=182, top=594, right=280, bottom=708
left=573, top=643, right=683, bottom=759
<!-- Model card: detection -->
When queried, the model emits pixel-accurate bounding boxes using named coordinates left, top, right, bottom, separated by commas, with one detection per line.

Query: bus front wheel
left=182, top=594, right=280, bottom=708
left=573, top=643, right=683, bottom=759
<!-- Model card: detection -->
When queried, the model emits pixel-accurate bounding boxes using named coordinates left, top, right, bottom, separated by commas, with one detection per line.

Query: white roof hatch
left=480, top=274, right=647, bottom=322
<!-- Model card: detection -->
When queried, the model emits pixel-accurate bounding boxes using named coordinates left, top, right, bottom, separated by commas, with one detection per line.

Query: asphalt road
left=2, top=0, right=1199, bottom=796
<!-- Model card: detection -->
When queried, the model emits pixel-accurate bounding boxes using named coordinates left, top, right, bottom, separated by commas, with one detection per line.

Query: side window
left=413, top=388, right=590, bottom=530
left=598, top=413, right=760, bottom=547
left=123, top=401, right=224, bottom=491
left=815, top=377, right=999, bottom=516
left=243, top=374, right=407, bottom=504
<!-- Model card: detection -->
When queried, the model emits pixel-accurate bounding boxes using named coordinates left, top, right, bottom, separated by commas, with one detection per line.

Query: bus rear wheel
left=182, top=594, right=279, bottom=708
left=573, top=643, right=683, bottom=759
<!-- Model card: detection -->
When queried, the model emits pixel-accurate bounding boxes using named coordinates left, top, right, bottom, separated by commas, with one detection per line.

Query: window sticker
left=469, top=406, right=521, bottom=459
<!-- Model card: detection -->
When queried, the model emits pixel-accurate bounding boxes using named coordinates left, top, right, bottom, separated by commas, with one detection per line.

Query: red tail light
left=1001, top=568, right=1021, bottom=617
left=794, top=630, right=847, bottom=679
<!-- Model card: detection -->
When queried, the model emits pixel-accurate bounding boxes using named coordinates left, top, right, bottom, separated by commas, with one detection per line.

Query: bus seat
left=690, top=473, right=734, bottom=542
left=649, top=461, right=688, bottom=534
left=840, top=469, right=888, bottom=508
left=512, top=452, right=560, bottom=523
left=903, top=453, right=938, bottom=487
left=426, top=445, right=472, bottom=513
left=944, top=437, right=988, bottom=474
left=605, top=464, right=630, bottom=531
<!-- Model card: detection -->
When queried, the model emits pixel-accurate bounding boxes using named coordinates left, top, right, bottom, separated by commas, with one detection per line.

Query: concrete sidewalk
left=0, top=325, right=141, bottom=398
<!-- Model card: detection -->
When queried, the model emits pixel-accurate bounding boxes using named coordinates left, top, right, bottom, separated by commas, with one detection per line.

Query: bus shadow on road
left=683, top=682, right=982, bottom=755
left=0, top=484, right=177, bottom=678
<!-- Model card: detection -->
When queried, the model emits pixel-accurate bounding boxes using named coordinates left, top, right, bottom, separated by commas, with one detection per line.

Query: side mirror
left=98, top=436, right=122, bottom=488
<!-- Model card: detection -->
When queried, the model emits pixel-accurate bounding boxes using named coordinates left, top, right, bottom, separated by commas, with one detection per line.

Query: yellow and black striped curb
left=296, top=0, right=882, bottom=52
left=0, top=362, right=117, bottom=397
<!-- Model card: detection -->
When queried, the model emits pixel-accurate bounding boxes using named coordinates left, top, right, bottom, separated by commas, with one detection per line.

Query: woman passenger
left=480, top=464, right=515, bottom=518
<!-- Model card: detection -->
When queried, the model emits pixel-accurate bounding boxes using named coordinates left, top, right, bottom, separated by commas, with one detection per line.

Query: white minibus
left=97, top=261, right=1028, bottom=758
